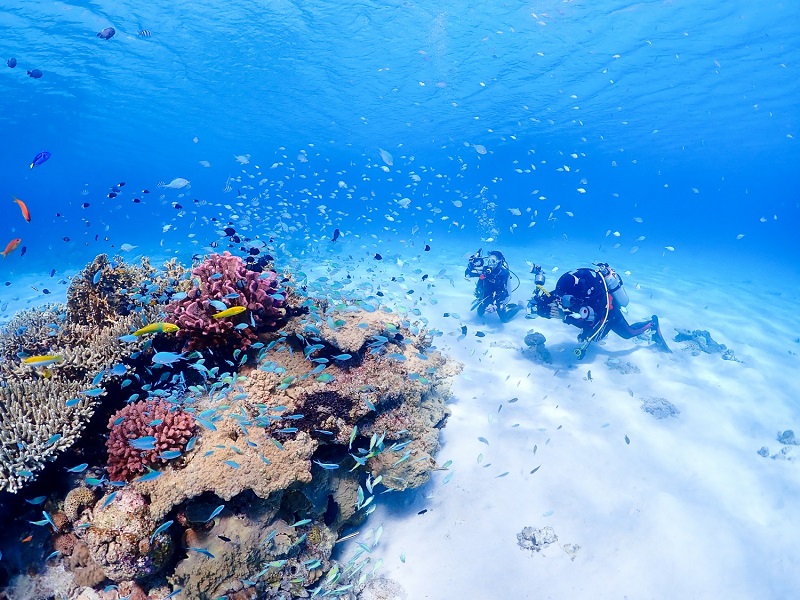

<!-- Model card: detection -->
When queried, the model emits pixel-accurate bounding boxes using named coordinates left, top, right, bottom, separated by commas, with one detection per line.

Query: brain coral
left=165, top=251, right=287, bottom=351
left=106, top=398, right=196, bottom=481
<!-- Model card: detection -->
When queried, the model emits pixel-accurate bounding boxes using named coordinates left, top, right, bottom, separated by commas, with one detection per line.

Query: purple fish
left=30, top=151, right=51, bottom=169
left=97, top=27, right=115, bottom=40
left=7, top=58, right=16, bottom=68
left=27, top=69, right=42, bottom=79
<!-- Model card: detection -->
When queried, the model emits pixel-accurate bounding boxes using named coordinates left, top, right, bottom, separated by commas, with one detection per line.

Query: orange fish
left=2, top=238, right=22, bottom=258
left=13, top=196, right=31, bottom=222
left=20, top=535, right=33, bottom=543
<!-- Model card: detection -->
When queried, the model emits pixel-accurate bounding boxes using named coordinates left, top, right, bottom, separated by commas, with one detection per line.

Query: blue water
left=1, top=0, right=797, bottom=283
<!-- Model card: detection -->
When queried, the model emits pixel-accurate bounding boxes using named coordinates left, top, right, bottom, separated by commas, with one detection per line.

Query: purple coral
left=106, top=399, right=195, bottom=481
left=166, top=251, right=285, bottom=351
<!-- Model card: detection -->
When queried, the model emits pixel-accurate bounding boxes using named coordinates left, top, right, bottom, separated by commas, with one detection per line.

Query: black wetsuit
left=536, top=268, right=656, bottom=342
left=465, top=257, right=519, bottom=322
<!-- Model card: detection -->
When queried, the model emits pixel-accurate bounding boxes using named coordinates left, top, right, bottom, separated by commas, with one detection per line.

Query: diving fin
left=651, top=315, right=672, bottom=353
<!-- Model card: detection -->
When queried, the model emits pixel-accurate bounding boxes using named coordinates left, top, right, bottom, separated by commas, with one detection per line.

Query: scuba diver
left=465, top=249, right=523, bottom=322
left=527, top=262, right=670, bottom=358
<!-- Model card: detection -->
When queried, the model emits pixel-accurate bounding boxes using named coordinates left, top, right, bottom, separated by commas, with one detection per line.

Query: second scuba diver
left=527, top=262, right=670, bottom=358
left=465, top=249, right=523, bottom=322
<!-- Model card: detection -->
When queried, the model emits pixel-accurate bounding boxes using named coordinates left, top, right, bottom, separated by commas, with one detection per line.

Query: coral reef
left=517, top=526, right=558, bottom=554
left=0, top=252, right=460, bottom=599
left=640, top=397, right=680, bottom=420
left=77, top=488, right=173, bottom=581
left=66, top=254, right=157, bottom=328
left=165, top=251, right=287, bottom=351
left=0, top=377, right=92, bottom=493
left=64, top=486, right=97, bottom=522
left=106, top=398, right=196, bottom=481
left=673, top=328, right=739, bottom=361
left=521, top=330, right=551, bottom=363
left=134, top=413, right=316, bottom=522
left=0, top=252, right=173, bottom=493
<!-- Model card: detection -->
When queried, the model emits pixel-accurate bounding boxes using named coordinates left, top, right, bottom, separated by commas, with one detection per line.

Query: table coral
left=165, top=251, right=287, bottom=351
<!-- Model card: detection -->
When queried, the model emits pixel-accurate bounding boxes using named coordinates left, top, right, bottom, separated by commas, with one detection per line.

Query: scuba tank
left=594, top=262, right=629, bottom=308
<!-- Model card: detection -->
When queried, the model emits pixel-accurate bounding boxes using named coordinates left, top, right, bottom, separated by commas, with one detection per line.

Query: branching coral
left=0, top=252, right=176, bottom=493
left=66, top=254, right=157, bottom=328
left=165, top=251, right=287, bottom=351
left=106, top=398, right=196, bottom=481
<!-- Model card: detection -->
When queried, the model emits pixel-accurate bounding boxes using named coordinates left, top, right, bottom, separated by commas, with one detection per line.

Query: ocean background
left=1, top=0, right=799, bottom=598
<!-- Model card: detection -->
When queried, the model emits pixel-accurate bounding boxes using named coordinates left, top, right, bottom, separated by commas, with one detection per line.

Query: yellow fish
left=22, top=354, right=64, bottom=368
left=212, top=306, right=247, bottom=319
left=133, top=322, right=180, bottom=336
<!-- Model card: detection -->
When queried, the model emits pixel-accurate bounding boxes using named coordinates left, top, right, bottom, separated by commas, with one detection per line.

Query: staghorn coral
left=0, top=251, right=186, bottom=493
left=0, top=377, right=94, bottom=493
left=78, top=488, right=173, bottom=582
left=0, top=307, right=157, bottom=493
left=165, top=251, right=287, bottom=351
left=106, top=398, right=196, bottom=481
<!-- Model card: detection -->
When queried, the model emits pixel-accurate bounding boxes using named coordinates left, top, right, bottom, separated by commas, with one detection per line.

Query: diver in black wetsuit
left=528, top=262, right=670, bottom=358
left=465, top=249, right=522, bottom=323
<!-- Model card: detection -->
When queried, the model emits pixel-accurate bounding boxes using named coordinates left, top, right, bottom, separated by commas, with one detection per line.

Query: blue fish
left=130, top=436, right=157, bottom=451
left=119, top=334, right=138, bottom=343
left=92, top=270, right=103, bottom=285
left=223, top=460, right=240, bottom=469
left=188, top=547, right=215, bottom=559
left=312, top=460, right=340, bottom=471
left=158, top=450, right=181, bottom=460
left=46, top=434, right=62, bottom=446
left=150, top=519, right=174, bottom=543
left=135, top=468, right=162, bottom=483
left=25, top=495, right=47, bottom=505
left=101, top=491, right=118, bottom=508
left=29, top=151, right=51, bottom=168
left=186, top=435, right=198, bottom=451
left=67, top=463, right=89, bottom=473
left=97, top=27, right=115, bottom=40
left=152, top=351, right=185, bottom=365
left=80, top=388, right=104, bottom=397
left=204, top=504, right=225, bottom=522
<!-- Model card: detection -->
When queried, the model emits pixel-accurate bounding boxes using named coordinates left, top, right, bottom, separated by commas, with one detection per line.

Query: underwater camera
left=468, top=248, right=485, bottom=270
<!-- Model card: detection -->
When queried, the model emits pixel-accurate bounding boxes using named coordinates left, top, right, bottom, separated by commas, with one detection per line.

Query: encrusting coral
left=165, top=251, right=287, bottom=351
left=75, top=488, right=173, bottom=581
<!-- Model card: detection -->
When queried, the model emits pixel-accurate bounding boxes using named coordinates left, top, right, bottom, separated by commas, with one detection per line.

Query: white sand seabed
left=329, top=240, right=800, bottom=600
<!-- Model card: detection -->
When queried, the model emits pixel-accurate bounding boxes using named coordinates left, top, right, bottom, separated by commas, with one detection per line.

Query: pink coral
left=106, top=399, right=195, bottom=481
left=165, top=252, right=285, bottom=351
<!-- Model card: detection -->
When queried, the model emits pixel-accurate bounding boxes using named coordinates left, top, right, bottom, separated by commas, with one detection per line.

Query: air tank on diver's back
left=595, top=262, right=629, bottom=307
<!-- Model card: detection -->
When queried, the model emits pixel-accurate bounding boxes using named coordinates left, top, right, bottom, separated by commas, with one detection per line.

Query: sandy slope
left=337, top=240, right=800, bottom=600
